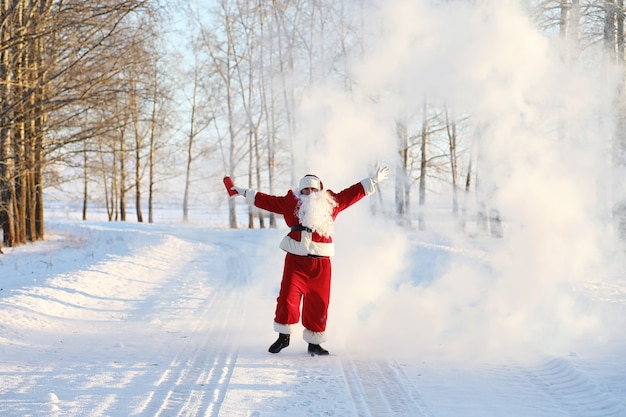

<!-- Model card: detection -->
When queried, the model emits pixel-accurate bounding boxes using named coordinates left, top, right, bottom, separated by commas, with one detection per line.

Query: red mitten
left=223, top=176, right=237, bottom=196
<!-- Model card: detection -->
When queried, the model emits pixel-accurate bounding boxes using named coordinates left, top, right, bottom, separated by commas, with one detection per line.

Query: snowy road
left=0, top=220, right=625, bottom=416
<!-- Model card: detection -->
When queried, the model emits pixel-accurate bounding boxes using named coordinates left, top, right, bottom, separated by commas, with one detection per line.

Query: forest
left=1, top=0, right=625, bottom=247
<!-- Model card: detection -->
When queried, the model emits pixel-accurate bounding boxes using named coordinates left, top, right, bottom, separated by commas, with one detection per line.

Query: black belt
left=291, top=225, right=313, bottom=233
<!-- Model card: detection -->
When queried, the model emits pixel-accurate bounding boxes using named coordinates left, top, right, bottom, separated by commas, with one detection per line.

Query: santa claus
left=230, top=166, right=389, bottom=355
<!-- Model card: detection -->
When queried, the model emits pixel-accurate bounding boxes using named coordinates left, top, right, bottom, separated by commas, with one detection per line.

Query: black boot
left=308, top=343, right=329, bottom=356
left=268, top=333, right=290, bottom=354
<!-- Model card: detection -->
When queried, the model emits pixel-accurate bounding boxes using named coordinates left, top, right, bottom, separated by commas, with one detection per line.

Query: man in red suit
left=231, top=167, right=389, bottom=355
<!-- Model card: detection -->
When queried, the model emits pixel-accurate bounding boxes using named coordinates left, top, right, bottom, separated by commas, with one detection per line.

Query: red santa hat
left=299, top=174, right=323, bottom=191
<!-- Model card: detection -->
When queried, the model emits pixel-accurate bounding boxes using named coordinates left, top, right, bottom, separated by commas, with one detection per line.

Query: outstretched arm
left=332, top=166, right=391, bottom=213
left=229, top=182, right=292, bottom=215
left=361, top=166, right=390, bottom=195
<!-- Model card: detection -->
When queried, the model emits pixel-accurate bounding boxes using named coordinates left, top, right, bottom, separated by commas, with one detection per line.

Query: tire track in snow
left=341, top=358, right=434, bottom=417
left=524, top=357, right=626, bottom=417
left=0, top=230, right=219, bottom=417
left=132, top=239, right=248, bottom=417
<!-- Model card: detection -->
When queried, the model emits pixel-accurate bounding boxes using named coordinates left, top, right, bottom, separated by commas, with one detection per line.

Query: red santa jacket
left=244, top=177, right=377, bottom=257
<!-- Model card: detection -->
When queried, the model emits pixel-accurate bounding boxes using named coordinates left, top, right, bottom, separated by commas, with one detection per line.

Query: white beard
left=296, top=190, right=337, bottom=238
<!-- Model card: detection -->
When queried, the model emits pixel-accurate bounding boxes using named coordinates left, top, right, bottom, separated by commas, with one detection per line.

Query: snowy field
left=0, top=210, right=625, bottom=416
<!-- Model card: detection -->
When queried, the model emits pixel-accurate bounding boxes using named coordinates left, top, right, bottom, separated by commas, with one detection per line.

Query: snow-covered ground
left=1, top=213, right=625, bottom=416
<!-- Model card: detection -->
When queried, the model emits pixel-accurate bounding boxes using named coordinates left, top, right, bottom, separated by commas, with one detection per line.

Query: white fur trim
left=361, top=178, right=376, bottom=196
left=273, top=321, right=294, bottom=334
left=279, top=235, right=335, bottom=257
left=245, top=189, right=257, bottom=205
left=299, top=175, right=321, bottom=191
left=303, top=328, right=326, bottom=344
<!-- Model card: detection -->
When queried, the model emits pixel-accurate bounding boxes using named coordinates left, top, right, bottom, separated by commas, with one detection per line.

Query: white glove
left=231, top=186, right=247, bottom=197
left=372, top=166, right=390, bottom=184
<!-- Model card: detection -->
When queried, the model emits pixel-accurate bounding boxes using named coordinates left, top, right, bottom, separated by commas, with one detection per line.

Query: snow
left=0, top=215, right=625, bottom=416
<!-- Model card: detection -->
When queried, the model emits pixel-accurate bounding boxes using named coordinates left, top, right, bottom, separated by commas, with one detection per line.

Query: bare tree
left=395, top=118, right=410, bottom=226
left=418, top=99, right=429, bottom=231
left=258, top=1, right=278, bottom=227
left=445, top=108, right=460, bottom=219
left=181, top=47, right=213, bottom=223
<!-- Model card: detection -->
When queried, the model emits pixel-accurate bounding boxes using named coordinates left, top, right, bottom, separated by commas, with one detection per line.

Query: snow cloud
left=281, top=0, right=624, bottom=361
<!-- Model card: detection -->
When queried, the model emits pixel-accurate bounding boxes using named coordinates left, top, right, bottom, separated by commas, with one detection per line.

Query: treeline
left=2, top=0, right=626, bottom=248
left=0, top=0, right=171, bottom=247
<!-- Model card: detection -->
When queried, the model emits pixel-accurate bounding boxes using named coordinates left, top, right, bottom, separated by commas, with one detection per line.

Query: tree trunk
left=82, top=140, right=89, bottom=220
left=148, top=67, right=158, bottom=224
left=0, top=0, right=16, bottom=247
left=418, top=100, right=429, bottom=231
left=119, top=125, right=127, bottom=222
left=182, top=65, right=199, bottom=224
left=395, top=118, right=409, bottom=226
left=130, top=80, right=143, bottom=223
left=247, top=126, right=254, bottom=229
left=259, top=7, right=277, bottom=228
left=606, top=0, right=626, bottom=240
left=134, top=130, right=143, bottom=223
left=445, top=109, right=460, bottom=223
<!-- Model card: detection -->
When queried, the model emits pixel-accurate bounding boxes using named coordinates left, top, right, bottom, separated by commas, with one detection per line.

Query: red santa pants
left=274, top=253, right=332, bottom=333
